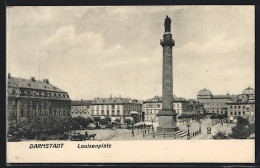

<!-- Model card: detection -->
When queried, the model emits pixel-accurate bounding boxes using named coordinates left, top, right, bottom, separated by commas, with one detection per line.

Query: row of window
left=14, top=89, right=69, bottom=99
left=94, top=105, right=121, bottom=109
left=12, top=109, right=70, bottom=117
left=205, top=103, right=225, bottom=106
left=145, top=109, right=181, bottom=114
left=145, top=109, right=159, bottom=114
left=145, top=103, right=182, bottom=108
left=229, top=111, right=254, bottom=116
left=206, top=111, right=225, bottom=114
left=145, top=115, right=158, bottom=120
left=72, top=106, right=90, bottom=109
left=10, top=100, right=69, bottom=108
left=95, top=110, right=121, bottom=115
left=230, top=105, right=250, bottom=109
left=71, top=111, right=90, bottom=114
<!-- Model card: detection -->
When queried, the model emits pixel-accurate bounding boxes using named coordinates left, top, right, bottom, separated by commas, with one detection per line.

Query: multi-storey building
left=7, top=73, right=71, bottom=121
left=227, top=87, right=255, bottom=123
left=143, top=96, right=188, bottom=122
left=71, top=100, right=92, bottom=118
left=91, top=95, right=143, bottom=123
left=197, top=88, right=237, bottom=115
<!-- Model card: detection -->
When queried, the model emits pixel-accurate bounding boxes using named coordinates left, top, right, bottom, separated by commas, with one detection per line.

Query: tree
left=124, top=118, right=132, bottom=125
left=114, top=118, right=121, bottom=123
left=212, top=131, right=229, bottom=139
left=177, top=115, right=182, bottom=120
left=99, top=119, right=107, bottom=125
left=105, top=117, right=111, bottom=123
left=230, top=117, right=252, bottom=139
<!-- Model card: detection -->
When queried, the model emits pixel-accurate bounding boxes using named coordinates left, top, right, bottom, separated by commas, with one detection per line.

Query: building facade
left=71, top=100, right=92, bottom=118
left=143, top=96, right=188, bottom=122
left=227, top=87, right=255, bottom=123
left=91, top=96, right=143, bottom=123
left=7, top=74, right=71, bottom=121
left=197, top=88, right=237, bottom=115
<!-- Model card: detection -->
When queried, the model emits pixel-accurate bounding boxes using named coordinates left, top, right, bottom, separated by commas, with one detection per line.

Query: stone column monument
left=157, top=16, right=178, bottom=132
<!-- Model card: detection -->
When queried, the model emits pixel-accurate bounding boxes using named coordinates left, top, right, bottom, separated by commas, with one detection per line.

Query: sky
left=7, top=6, right=255, bottom=100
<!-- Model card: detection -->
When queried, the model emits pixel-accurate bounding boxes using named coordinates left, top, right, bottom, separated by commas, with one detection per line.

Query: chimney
left=43, top=79, right=49, bottom=84
left=8, top=73, right=11, bottom=78
left=110, top=94, right=112, bottom=98
left=30, top=77, right=36, bottom=82
left=119, top=94, right=121, bottom=98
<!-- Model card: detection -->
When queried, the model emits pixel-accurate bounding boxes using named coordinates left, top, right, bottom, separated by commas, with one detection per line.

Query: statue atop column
left=164, top=15, right=171, bottom=33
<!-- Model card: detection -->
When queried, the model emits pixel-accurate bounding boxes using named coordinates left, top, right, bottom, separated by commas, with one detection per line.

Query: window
left=243, top=106, right=245, bottom=109
left=234, top=106, right=237, bottom=109
left=243, top=112, right=245, bottom=115
left=234, top=112, right=237, bottom=115
left=230, top=112, right=233, bottom=115
left=238, top=112, right=241, bottom=115
left=230, top=106, right=233, bottom=109
left=238, top=106, right=241, bottom=109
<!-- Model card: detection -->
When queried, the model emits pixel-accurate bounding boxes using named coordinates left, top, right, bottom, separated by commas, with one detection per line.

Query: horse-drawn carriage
left=70, top=131, right=96, bottom=141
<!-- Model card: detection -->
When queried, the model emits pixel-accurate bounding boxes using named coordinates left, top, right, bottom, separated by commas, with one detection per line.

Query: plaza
left=72, top=118, right=234, bottom=141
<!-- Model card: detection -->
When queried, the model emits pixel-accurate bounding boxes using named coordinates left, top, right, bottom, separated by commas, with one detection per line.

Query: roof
left=8, top=76, right=66, bottom=93
left=211, top=95, right=237, bottom=99
left=91, top=97, right=142, bottom=105
left=71, top=100, right=93, bottom=106
left=197, top=88, right=212, bottom=96
left=144, top=96, right=186, bottom=103
left=242, top=87, right=255, bottom=95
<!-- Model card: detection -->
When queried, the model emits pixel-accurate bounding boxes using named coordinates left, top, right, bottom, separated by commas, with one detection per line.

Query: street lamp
left=186, top=119, right=191, bottom=140
left=143, top=124, right=145, bottom=137
left=131, top=121, right=134, bottom=137
left=151, top=119, right=155, bottom=138
left=199, top=118, right=202, bottom=133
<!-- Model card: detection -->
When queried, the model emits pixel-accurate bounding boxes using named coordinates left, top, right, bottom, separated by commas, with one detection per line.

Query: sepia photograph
left=6, top=5, right=255, bottom=163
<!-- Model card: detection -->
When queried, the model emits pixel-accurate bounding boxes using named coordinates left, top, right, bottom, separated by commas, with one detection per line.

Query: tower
left=157, top=16, right=178, bottom=132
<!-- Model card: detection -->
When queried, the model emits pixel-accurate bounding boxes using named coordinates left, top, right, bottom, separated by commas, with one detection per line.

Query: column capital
left=160, top=39, right=175, bottom=47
